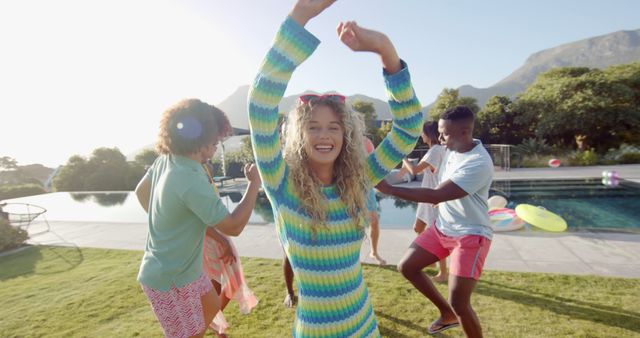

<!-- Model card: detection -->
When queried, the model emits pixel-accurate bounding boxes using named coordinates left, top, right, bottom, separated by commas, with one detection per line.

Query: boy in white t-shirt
left=376, top=106, right=493, bottom=337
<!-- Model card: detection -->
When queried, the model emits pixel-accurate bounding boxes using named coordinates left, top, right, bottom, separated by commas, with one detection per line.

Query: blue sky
left=1, top=0, right=639, bottom=167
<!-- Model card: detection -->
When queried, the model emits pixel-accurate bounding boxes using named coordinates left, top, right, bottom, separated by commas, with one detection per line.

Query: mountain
left=217, top=85, right=251, bottom=133
left=0, top=164, right=54, bottom=186
left=217, top=28, right=640, bottom=126
left=454, top=29, right=640, bottom=107
left=216, top=87, right=393, bottom=130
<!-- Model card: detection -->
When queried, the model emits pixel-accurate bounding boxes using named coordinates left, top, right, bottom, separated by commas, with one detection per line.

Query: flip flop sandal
left=427, top=319, right=460, bottom=335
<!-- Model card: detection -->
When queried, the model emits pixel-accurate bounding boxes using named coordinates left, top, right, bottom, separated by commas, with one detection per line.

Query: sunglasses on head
left=298, top=94, right=346, bottom=104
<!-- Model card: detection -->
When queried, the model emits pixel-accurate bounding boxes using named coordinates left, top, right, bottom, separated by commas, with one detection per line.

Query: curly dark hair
left=155, top=99, right=232, bottom=155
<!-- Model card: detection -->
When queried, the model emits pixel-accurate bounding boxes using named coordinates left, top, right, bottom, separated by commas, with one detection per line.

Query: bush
left=0, top=218, right=29, bottom=252
left=514, top=138, right=552, bottom=157
left=604, top=144, right=640, bottom=164
left=568, top=149, right=599, bottom=166
left=0, top=184, right=46, bottom=200
left=619, top=152, right=640, bottom=164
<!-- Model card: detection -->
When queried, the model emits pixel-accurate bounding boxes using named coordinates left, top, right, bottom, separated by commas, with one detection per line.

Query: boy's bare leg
left=449, top=276, right=482, bottom=338
left=397, top=244, right=457, bottom=325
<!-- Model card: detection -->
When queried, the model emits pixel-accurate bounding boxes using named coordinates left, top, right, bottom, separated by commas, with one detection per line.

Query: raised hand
left=290, top=0, right=337, bottom=26
left=337, top=21, right=388, bottom=53
left=337, top=21, right=401, bottom=74
left=244, top=163, right=262, bottom=185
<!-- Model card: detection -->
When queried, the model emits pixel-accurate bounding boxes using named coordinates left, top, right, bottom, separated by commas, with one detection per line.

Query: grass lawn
left=1, top=246, right=639, bottom=337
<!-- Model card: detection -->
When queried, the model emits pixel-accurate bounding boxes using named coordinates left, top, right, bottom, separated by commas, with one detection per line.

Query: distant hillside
left=217, top=86, right=392, bottom=130
left=0, top=164, right=54, bottom=185
left=454, top=29, right=640, bottom=107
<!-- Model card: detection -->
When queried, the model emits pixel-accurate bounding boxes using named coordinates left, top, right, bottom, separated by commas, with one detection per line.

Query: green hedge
left=0, top=184, right=46, bottom=201
left=0, top=218, right=28, bottom=252
left=619, top=152, right=640, bottom=164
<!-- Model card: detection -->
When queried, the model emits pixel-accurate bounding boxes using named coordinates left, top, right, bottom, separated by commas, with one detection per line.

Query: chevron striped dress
left=248, top=17, right=423, bottom=338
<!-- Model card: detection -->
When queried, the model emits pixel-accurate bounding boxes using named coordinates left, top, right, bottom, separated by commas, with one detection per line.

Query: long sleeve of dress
left=366, top=62, right=424, bottom=186
left=248, top=17, right=320, bottom=198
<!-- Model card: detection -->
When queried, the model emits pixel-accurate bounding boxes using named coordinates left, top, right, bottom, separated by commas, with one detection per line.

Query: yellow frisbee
left=515, top=204, right=567, bottom=232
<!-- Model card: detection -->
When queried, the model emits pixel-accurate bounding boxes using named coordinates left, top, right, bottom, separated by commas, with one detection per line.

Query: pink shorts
left=414, top=225, right=491, bottom=280
left=142, top=273, right=213, bottom=338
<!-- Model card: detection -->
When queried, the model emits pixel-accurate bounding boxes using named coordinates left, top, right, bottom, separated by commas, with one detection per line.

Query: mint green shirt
left=137, top=154, right=229, bottom=291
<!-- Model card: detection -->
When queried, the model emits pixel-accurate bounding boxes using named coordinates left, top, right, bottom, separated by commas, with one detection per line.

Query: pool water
left=4, top=179, right=639, bottom=232
left=378, top=178, right=640, bottom=231
left=3, top=191, right=271, bottom=225
left=493, top=178, right=640, bottom=232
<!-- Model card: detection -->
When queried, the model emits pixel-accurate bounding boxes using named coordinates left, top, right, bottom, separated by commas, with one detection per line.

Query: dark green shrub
left=604, top=144, right=640, bottom=164
left=568, top=149, right=599, bottom=166
left=514, top=138, right=552, bottom=157
left=619, top=152, right=640, bottom=164
left=0, top=218, right=29, bottom=252
left=0, top=184, right=46, bottom=200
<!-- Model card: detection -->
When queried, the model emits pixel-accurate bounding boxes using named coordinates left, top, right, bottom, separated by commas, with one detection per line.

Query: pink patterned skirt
left=203, top=233, right=259, bottom=334
left=142, top=273, right=213, bottom=338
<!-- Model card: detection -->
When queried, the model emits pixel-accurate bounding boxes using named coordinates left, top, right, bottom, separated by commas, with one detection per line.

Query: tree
left=0, top=156, right=17, bottom=170
left=476, top=96, right=531, bottom=144
left=429, top=88, right=459, bottom=120
left=84, top=147, right=131, bottom=191
left=352, top=100, right=378, bottom=137
left=456, top=96, right=480, bottom=115
left=53, top=155, right=90, bottom=191
left=516, top=63, right=640, bottom=150
left=53, top=147, right=140, bottom=192
left=0, top=156, right=38, bottom=186
left=376, top=121, right=393, bottom=144
left=428, top=88, right=480, bottom=120
left=134, top=149, right=158, bottom=169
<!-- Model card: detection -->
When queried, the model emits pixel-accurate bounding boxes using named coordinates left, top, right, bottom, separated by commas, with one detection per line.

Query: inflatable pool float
left=515, top=204, right=567, bottom=232
left=488, top=208, right=524, bottom=232
left=487, top=195, right=507, bottom=210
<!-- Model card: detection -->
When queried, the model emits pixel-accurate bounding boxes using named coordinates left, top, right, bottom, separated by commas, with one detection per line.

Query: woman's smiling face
left=303, top=105, right=344, bottom=168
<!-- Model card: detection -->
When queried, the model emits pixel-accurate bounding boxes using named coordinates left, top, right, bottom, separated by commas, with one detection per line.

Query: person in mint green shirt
left=134, top=98, right=261, bottom=338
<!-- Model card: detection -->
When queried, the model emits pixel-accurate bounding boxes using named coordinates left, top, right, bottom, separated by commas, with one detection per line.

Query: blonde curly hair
left=282, top=98, right=370, bottom=235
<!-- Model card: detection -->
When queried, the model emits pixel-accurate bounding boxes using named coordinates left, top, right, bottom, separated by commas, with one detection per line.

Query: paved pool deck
left=18, top=164, right=640, bottom=279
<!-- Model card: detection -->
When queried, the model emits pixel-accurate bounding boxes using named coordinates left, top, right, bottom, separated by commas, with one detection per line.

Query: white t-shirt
left=420, top=144, right=445, bottom=189
left=435, top=139, right=494, bottom=240
left=416, top=145, right=445, bottom=224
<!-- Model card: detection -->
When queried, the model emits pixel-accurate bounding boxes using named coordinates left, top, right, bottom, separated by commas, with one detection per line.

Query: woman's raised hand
left=337, top=21, right=389, bottom=53
left=337, top=21, right=401, bottom=74
left=290, top=0, right=337, bottom=26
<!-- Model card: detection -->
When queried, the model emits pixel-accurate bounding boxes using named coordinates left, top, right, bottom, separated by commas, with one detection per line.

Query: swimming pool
left=2, top=191, right=271, bottom=225
left=378, top=178, right=640, bottom=231
left=4, top=178, right=639, bottom=232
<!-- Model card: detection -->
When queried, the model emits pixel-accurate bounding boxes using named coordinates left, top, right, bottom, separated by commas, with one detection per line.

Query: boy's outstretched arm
left=376, top=179, right=468, bottom=205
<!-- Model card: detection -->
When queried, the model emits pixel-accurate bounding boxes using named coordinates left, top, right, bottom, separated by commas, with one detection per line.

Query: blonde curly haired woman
left=248, top=0, right=423, bottom=336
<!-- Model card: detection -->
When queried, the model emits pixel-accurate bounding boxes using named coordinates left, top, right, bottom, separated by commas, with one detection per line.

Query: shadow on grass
left=476, top=279, right=640, bottom=333
left=376, top=312, right=421, bottom=338
left=0, top=231, right=84, bottom=281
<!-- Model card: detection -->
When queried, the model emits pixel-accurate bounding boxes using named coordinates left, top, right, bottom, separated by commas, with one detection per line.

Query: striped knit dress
left=248, top=17, right=424, bottom=338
